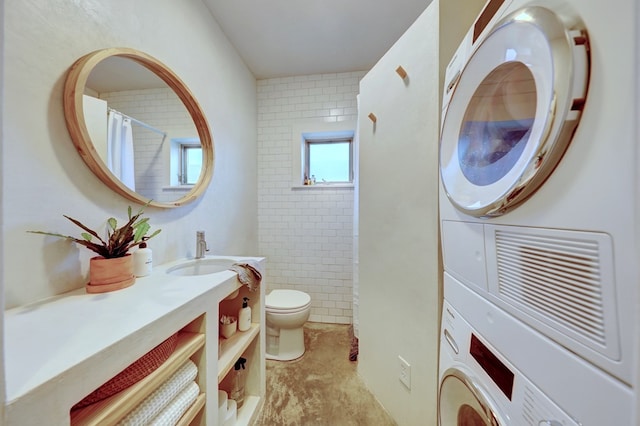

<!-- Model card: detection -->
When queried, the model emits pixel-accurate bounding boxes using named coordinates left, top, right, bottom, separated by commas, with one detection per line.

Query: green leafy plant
left=28, top=205, right=161, bottom=259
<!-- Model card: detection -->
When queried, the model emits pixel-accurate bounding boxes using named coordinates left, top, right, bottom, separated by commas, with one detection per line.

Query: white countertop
left=4, top=255, right=258, bottom=405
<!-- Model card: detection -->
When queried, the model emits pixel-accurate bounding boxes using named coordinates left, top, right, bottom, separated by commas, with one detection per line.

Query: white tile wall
left=257, top=72, right=365, bottom=324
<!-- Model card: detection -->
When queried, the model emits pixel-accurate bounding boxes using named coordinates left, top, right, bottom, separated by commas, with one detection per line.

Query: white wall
left=439, top=0, right=486, bottom=104
left=357, top=3, right=441, bottom=425
left=0, top=0, right=5, bottom=419
left=2, top=0, right=257, bottom=309
left=256, top=72, right=364, bottom=324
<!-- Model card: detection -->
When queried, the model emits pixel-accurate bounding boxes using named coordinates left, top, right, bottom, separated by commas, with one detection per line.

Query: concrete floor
left=255, top=322, right=396, bottom=426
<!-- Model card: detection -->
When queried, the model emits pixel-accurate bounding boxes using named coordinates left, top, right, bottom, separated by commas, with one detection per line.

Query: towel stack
left=117, top=359, right=200, bottom=426
left=217, top=390, right=238, bottom=426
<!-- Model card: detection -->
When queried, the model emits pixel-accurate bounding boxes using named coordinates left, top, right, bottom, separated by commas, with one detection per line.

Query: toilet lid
left=266, top=290, right=311, bottom=310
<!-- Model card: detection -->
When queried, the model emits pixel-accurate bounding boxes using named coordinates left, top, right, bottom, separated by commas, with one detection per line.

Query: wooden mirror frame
left=63, top=47, right=214, bottom=208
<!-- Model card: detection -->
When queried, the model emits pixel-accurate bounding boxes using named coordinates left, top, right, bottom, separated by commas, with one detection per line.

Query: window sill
left=291, top=183, right=354, bottom=190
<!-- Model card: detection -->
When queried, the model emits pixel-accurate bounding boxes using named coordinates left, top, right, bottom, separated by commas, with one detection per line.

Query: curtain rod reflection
left=107, top=107, right=167, bottom=142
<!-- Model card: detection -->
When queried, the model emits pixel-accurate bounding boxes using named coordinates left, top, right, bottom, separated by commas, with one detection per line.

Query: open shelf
left=70, top=331, right=205, bottom=426
left=236, top=395, right=262, bottom=426
left=176, top=393, right=206, bottom=426
left=218, top=323, right=260, bottom=382
left=217, top=280, right=265, bottom=424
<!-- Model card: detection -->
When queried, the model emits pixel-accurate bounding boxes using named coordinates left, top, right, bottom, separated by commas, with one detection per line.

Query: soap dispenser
left=133, top=242, right=152, bottom=277
left=238, top=297, right=251, bottom=331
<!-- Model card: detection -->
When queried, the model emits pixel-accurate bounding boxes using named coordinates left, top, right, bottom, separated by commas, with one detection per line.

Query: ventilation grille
left=521, top=386, right=541, bottom=426
left=494, top=230, right=606, bottom=346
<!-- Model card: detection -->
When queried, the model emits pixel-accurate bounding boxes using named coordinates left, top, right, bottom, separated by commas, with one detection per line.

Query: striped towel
left=229, top=260, right=262, bottom=292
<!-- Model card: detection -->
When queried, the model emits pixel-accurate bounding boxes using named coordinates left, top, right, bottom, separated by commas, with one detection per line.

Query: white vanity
left=3, top=256, right=266, bottom=425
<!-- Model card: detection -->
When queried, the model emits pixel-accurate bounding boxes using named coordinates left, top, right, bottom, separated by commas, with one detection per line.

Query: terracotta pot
left=86, top=254, right=135, bottom=293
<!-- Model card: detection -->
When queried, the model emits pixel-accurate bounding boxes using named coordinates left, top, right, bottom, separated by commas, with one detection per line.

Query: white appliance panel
left=440, top=274, right=634, bottom=426
left=439, top=0, right=638, bottom=385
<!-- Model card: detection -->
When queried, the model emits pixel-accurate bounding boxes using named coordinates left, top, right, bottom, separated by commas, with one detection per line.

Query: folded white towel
left=117, top=360, right=197, bottom=426
left=149, top=381, right=200, bottom=426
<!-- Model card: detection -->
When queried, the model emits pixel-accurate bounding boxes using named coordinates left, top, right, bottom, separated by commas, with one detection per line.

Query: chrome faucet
left=195, top=230, right=209, bottom=259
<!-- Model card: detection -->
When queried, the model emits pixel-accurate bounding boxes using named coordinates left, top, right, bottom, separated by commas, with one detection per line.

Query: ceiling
left=202, top=0, right=432, bottom=79
left=86, top=57, right=167, bottom=93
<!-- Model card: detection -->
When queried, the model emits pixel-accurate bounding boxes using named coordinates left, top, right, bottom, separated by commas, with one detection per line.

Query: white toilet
left=265, top=289, right=311, bottom=361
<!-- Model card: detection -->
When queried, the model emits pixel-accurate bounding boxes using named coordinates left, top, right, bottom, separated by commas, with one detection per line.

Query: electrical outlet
left=398, top=355, right=411, bottom=390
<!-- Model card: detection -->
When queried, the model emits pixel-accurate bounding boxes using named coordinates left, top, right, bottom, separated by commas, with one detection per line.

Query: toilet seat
left=267, top=305, right=310, bottom=314
left=266, top=290, right=311, bottom=313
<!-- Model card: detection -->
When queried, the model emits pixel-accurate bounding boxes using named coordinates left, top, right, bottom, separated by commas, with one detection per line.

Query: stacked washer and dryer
left=438, top=0, right=638, bottom=424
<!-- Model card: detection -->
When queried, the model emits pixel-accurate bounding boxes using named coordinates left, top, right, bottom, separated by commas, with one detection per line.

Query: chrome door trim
left=438, top=367, right=506, bottom=425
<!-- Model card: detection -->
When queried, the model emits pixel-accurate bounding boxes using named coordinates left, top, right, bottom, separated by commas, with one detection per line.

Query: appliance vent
left=494, top=230, right=606, bottom=346
left=521, top=386, right=540, bottom=426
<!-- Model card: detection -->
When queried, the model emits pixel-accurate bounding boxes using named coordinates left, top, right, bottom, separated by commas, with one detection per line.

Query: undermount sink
left=166, top=257, right=237, bottom=276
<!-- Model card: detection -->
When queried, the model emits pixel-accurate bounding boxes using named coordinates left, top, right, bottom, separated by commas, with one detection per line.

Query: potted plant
left=29, top=205, right=161, bottom=293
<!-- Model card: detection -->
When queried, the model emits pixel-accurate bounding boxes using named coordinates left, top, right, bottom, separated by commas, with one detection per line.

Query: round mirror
left=63, top=47, right=214, bottom=208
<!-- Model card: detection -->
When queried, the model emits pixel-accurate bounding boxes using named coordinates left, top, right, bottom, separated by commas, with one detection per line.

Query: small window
left=180, top=143, right=202, bottom=185
left=304, top=136, right=353, bottom=184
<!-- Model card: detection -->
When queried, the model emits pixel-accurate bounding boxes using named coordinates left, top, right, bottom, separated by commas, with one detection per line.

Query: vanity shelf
left=176, top=393, right=206, bottom=426
left=218, top=324, right=260, bottom=382
left=217, top=283, right=265, bottom=426
left=3, top=256, right=265, bottom=425
left=70, top=331, right=205, bottom=426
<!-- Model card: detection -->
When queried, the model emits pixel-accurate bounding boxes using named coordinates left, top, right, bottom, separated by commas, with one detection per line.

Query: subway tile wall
left=257, top=71, right=365, bottom=324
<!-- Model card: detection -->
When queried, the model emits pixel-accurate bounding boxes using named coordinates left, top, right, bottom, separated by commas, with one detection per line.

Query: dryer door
left=440, top=6, right=589, bottom=217
left=439, top=368, right=506, bottom=426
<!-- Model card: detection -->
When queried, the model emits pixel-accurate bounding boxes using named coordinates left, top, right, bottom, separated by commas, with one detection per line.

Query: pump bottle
left=238, top=297, right=252, bottom=331
left=133, top=242, right=153, bottom=277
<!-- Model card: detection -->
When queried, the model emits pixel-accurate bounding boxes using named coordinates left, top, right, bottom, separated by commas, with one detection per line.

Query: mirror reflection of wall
left=83, top=57, right=201, bottom=203
left=83, top=95, right=109, bottom=161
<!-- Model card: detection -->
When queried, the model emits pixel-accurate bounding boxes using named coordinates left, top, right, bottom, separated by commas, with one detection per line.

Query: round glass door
left=439, top=369, right=505, bottom=426
left=458, top=62, right=536, bottom=187
left=440, top=7, right=589, bottom=217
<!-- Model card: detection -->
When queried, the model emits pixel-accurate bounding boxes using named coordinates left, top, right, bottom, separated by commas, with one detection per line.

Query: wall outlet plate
left=398, top=355, right=411, bottom=390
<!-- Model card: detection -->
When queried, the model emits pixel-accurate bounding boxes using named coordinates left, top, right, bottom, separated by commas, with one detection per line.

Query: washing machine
left=439, top=273, right=633, bottom=425
left=439, top=0, right=638, bottom=386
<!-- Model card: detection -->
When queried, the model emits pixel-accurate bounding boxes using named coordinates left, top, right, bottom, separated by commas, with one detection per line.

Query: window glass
left=182, top=145, right=202, bottom=185
left=458, top=62, right=536, bottom=186
left=305, top=139, right=352, bottom=183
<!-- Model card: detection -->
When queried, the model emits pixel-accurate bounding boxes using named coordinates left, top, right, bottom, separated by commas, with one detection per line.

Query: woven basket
left=72, top=332, right=179, bottom=410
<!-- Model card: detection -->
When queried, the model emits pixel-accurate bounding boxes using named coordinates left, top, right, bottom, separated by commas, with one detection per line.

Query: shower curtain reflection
left=107, top=110, right=136, bottom=191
